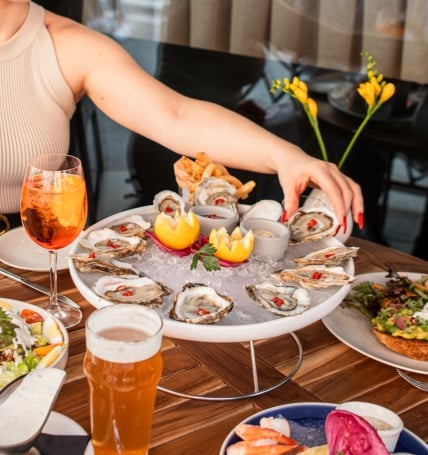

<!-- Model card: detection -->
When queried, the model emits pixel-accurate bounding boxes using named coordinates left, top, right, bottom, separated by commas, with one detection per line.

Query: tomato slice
left=20, top=308, right=44, bottom=324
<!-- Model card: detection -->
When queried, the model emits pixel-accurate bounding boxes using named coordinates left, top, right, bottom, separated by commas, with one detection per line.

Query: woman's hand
left=276, top=151, right=364, bottom=231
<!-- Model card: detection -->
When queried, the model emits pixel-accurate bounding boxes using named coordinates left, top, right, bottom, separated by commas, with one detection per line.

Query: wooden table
left=1, top=237, right=427, bottom=453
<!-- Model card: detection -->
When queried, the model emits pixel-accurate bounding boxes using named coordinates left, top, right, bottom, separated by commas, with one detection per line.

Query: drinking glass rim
left=86, top=304, right=164, bottom=341
left=27, top=154, right=82, bottom=173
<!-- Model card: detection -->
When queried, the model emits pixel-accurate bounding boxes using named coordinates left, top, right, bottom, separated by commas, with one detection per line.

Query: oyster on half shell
left=153, top=190, right=185, bottom=217
left=71, top=253, right=143, bottom=276
left=245, top=281, right=310, bottom=317
left=109, top=214, right=151, bottom=238
left=193, top=177, right=238, bottom=211
left=271, top=265, right=355, bottom=289
left=93, top=275, right=172, bottom=307
left=170, top=282, right=233, bottom=324
left=294, top=246, right=359, bottom=266
left=80, top=228, right=146, bottom=257
left=288, top=207, right=339, bottom=244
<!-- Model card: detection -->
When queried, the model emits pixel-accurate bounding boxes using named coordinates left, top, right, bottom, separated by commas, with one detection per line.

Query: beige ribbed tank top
left=0, top=2, right=76, bottom=213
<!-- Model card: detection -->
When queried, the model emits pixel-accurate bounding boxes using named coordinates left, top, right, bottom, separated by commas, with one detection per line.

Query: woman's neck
left=0, top=1, right=29, bottom=44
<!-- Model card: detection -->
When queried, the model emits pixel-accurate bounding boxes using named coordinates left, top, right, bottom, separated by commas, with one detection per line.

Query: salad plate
left=322, top=272, right=428, bottom=375
left=0, top=226, right=75, bottom=271
left=69, top=205, right=355, bottom=343
left=219, top=402, right=428, bottom=454
left=0, top=298, right=69, bottom=389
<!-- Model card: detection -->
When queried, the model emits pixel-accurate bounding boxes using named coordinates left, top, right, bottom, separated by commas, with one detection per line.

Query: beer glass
left=84, top=305, right=163, bottom=455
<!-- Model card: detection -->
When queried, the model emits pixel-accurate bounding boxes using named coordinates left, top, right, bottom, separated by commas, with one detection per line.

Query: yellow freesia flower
left=307, top=98, right=318, bottom=118
left=270, top=51, right=395, bottom=169
left=379, top=83, right=396, bottom=104
left=357, top=82, right=376, bottom=107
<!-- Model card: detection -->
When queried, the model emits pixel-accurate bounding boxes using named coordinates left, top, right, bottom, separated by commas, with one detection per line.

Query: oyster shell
left=153, top=190, right=185, bottom=216
left=109, top=214, right=151, bottom=238
left=241, top=199, right=283, bottom=223
left=71, top=253, right=143, bottom=276
left=245, top=281, right=310, bottom=317
left=80, top=228, right=146, bottom=257
left=170, top=282, right=233, bottom=324
left=271, top=265, right=355, bottom=289
left=193, top=177, right=238, bottom=211
left=288, top=208, right=339, bottom=244
left=93, top=275, right=172, bottom=307
left=294, top=246, right=359, bottom=266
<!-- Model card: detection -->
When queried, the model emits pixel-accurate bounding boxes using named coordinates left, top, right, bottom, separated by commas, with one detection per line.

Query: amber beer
left=84, top=305, right=163, bottom=455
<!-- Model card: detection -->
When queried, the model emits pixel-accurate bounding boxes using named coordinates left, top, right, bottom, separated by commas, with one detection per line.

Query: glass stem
left=48, top=250, right=59, bottom=309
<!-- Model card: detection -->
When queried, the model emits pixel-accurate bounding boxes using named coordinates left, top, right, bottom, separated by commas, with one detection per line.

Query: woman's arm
left=48, top=14, right=364, bottom=226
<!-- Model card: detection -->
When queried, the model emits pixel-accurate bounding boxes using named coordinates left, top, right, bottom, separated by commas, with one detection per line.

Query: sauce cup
left=240, top=218, right=290, bottom=260
left=336, top=401, right=403, bottom=452
left=190, top=205, right=239, bottom=237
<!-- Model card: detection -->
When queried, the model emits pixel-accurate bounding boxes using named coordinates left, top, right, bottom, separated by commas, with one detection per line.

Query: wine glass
left=20, top=154, right=88, bottom=328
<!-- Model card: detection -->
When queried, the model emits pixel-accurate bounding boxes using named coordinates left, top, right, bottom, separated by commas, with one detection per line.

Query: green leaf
left=190, top=242, right=220, bottom=271
left=201, top=255, right=221, bottom=271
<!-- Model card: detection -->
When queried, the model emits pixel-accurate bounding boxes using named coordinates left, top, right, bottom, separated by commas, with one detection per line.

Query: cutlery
left=0, top=267, right=81, bottom=310
left=396, top=369, right=428, bottom=392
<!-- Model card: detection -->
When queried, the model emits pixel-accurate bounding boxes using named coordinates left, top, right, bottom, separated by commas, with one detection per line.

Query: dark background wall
left=33, top=0, right=83, bottom=21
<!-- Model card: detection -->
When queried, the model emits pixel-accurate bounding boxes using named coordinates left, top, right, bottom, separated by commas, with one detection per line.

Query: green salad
left=0, top=301, right=65, bottom=389
left=342, top=273, right=428, bottom=340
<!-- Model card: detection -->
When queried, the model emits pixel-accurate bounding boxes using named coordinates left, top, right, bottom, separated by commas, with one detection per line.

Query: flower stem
left=305, top=108, right=329, bottom=162
left=338, top=106, right=379, bottom=169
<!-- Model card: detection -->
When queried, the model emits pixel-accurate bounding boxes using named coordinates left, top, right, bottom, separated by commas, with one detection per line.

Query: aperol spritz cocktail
left=21, top=154, right=87, bottom=327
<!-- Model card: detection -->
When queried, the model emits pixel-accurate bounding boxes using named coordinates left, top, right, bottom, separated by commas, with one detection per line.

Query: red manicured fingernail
left=280, top=210, right=288, bottom=223
left=358, top=212, right=364, bottom=230
left=342, top=216, right=347, bottom=234
left=334, top=224, right=342, bottom=236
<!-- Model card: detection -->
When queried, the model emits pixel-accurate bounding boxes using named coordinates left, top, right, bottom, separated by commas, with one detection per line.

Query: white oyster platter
left=69, top=203, right=355, bottom=343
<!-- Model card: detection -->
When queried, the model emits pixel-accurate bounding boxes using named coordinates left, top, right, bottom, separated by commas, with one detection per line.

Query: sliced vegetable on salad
left=0, top=300, right=65, bottom=389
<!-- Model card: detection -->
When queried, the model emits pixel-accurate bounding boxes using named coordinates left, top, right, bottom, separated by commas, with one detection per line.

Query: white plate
left=43, top=411, right=86, bottom=436
left=69, top=205, right=355, bottom=343
left=41, top=411, right=94, bottom=454
left=0, top=227, right=75, bottom=271
left=220, top=403, right=428, bottom=454
left=323, top=272, right=428, bottom=375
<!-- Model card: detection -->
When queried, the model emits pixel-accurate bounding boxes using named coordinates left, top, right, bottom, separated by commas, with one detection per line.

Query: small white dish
left=0, top=227, right=76, bottom=271
left=336, top=401, right=404, bottom=452
left=189, top=205, right=239, bottom=237
left=240, top=218, right=290, bottom=260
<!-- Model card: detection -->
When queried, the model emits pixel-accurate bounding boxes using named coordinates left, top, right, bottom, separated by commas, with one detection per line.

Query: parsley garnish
left=190, top=243, right=221, bottom=271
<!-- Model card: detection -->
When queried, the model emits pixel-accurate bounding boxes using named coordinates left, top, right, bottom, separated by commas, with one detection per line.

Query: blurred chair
left=409, top=90, right=428, bottom=259
left=378, top=89, right=428, bottom=259
left=69, top=97, right=104, bottom=224
left=126, top=43, right=295, bottom=206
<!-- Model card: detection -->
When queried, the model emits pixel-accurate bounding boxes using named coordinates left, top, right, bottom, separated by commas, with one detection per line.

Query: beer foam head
left=86, top=305, right=163, bottom=363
